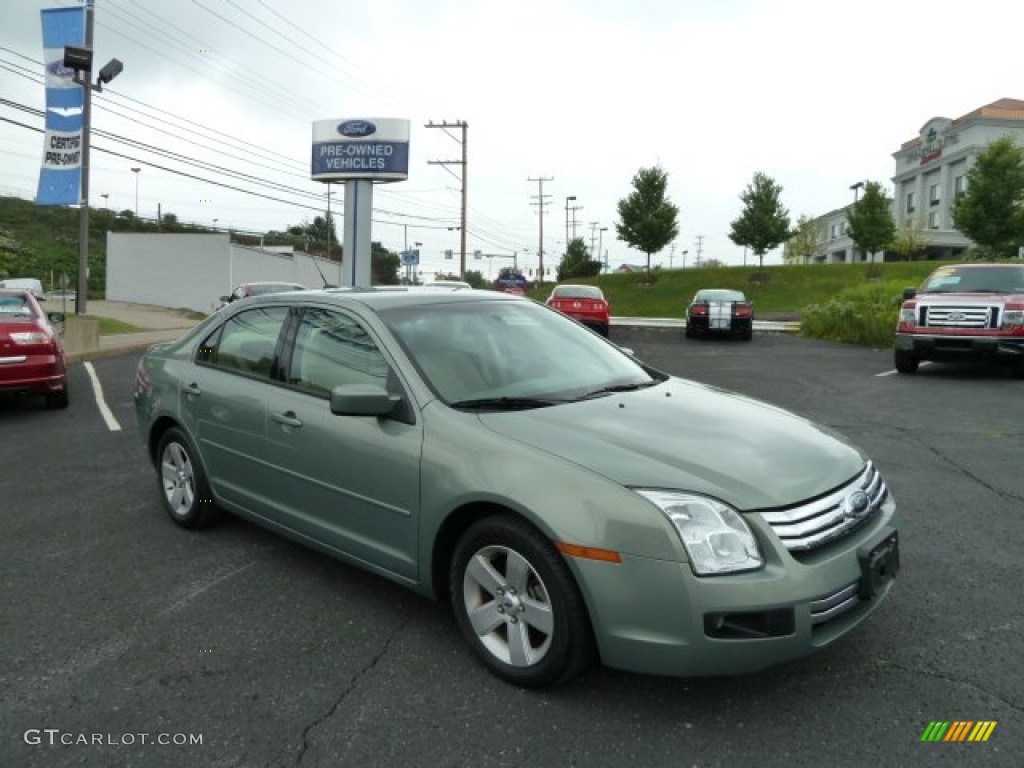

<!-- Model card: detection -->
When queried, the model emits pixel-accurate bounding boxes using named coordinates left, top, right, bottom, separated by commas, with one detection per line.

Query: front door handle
left=183, top=382, right=201, bottom=396
left=271, top=411, right=303, bottom=428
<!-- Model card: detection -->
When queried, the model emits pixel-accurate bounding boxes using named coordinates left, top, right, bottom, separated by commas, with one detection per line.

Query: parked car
left=685, top=288, right=754, bottom=340
left=135, top=288, right=898, bottom=687
left=425, top=280, right=472, bottom=290
left=0, top=289, right=68, bottom=408
left=894, top=262, right=1024, bottom=376
left=215, top=281, right=306, bottom=311
left=0, top=278, right=46, bottom=301
left=546, top=284, right=611, bottom=336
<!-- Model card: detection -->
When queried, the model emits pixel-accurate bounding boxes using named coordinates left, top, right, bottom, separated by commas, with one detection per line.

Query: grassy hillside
left=529, top=261, right=948, bottom=318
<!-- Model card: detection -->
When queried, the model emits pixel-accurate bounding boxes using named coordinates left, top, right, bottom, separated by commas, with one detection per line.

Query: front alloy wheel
left=156, top=427, right=221, bottom=528
left=451, top=515, right=593, bottom=687
left=894, top=349, right=919, bottom=374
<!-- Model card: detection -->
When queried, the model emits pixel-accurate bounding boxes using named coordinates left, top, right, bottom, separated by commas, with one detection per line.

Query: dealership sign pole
left=311, top=118, right=410, bottom=287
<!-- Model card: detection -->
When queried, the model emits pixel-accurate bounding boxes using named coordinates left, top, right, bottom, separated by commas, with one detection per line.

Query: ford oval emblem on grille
left=947, top=311, right=966, bottom=322
left=337, top=120, right=377, bottom=138
left=843, top=490, right=871, bottom=521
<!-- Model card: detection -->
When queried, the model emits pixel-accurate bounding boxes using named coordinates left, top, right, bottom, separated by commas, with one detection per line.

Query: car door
left=186, top=305, right=290, bottom=514
left=263, top=306, right=423, bottom=581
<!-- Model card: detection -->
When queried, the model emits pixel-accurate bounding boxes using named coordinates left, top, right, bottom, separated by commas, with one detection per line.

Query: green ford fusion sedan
left=134, top=288, right=898, bottom=687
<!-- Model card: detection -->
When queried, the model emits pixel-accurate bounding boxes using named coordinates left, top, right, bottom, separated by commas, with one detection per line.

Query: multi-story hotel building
left=787, top=98, right=1024, bottom=264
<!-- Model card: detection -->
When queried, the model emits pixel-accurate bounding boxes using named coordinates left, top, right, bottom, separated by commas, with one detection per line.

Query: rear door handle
left=271, top=411, right=303, bottom=428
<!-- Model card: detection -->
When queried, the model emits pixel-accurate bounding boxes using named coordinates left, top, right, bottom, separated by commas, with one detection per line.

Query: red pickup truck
left=894, top=263, right=1024, bottom=377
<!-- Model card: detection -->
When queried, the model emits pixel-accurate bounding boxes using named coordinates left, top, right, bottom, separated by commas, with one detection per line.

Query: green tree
left=952, top=136, right=1024, bottom=258
left=889, top=213, right=932, bottom=261
left=557, top=237, right=602, bottom=281
left=615, top=166, right=679, bottom=280
left=462, top=269, right=487, bottom=288
left=729, top=172, right=792, bottom=268
left=845, top=181, right=895, bottom=262
left=370, top=241, right=400, bottom=285
left=786, top=214, right=825, bottom=264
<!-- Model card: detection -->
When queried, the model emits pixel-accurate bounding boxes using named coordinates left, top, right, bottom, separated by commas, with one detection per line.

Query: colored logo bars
left=920, top=721, right=997, bottom=742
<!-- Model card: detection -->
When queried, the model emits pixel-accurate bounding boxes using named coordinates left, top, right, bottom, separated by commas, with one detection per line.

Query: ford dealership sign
left=311, top=117, right=410, bottom=182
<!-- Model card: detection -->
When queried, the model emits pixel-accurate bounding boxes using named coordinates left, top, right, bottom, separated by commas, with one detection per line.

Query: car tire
left=156, top=427, right=222, bottom=528
left=45, top=385, right=69, bottom=409
left=450, top=514, right=594, bottom=688
left=741, top=326, right=753, bottom=341
left=598, top=324, right=610, bottom=338
left=894, top=350, right=919, bottom=374
left=685, top=324, right=696, bottom=339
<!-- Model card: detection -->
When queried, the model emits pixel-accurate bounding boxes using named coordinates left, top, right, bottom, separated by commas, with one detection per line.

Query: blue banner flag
left=36, top=6, right=86, bottom=206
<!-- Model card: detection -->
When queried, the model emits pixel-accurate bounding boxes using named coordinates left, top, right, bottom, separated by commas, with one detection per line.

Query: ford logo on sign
left=337, top=120, right=376, bottom=138
left=46, top=60, right=74, bottom=78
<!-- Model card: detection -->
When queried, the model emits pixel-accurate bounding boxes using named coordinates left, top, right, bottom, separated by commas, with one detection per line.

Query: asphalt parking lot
left=1, top=327, right=1022, bottom=768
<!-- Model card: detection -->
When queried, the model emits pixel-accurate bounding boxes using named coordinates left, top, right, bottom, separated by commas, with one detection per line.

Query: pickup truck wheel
left=894, top=350, right=919, bottom=374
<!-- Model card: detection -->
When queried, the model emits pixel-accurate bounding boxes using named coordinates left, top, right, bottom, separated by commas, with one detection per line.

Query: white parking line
left=876, top=361, right=933, bottom=377
left=83, top=361, right=123, bottom=431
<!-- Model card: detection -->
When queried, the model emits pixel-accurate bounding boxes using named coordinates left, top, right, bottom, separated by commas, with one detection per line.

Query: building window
left=954, top=174, right=967, bottom=198
left=906, top=191, right=916, bottom=213
left=929, top=183, right=941, bottom=207
left=928, top=211, right=940, bottom=229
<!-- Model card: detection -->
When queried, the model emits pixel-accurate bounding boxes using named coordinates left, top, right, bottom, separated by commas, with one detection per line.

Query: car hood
left=477, top=378, right=865, bottom=510
left=918, top=291, right=1024, bottom=302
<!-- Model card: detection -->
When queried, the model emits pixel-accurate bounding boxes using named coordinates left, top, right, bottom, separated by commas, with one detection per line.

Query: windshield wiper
left=577, top=380, right=658, bottom=400
left=449, top=396, right=567, bottom=410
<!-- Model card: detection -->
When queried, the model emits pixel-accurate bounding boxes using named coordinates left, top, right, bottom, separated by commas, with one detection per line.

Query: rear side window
left=0, top=295, right=33, bottom=316
left=198, top=306, right=289, bottom=379
left=288, top=308, right=388, bottom=396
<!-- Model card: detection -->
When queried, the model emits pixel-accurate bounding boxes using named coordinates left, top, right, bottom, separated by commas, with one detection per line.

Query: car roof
left=234, top=286, right=524, bottom=311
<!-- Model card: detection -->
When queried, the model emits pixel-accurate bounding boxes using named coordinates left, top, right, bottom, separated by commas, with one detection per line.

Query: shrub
left=801, top=280, right=905, bottom=347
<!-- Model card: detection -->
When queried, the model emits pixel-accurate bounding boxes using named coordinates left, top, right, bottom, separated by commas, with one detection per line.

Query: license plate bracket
left=857, top=528, right=899, bottom=599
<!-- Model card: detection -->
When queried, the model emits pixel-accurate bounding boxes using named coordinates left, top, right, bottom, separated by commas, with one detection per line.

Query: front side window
left=288, top=308, right=388, bottom=396
left=198, top=306, right=289, bottom=378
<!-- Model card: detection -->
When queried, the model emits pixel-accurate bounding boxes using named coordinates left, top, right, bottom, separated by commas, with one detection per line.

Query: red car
left=0, top=288, right=69, bottom=408
left=546, top=284, right=611, bottom=336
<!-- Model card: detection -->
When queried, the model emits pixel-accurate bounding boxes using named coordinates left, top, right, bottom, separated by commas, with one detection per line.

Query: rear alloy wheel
left=450, top=514, right=593, bottom=688
left=894, top=350, right=920, bottom=374
left=156, top=427, right=222, bottom=528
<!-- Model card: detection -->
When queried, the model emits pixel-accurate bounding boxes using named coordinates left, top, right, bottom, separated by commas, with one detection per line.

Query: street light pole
left=131, top=167, right=141, bottom=219
left=598, top=227, right=608, bottom=271
left=565, top=195, right=575, bottom=247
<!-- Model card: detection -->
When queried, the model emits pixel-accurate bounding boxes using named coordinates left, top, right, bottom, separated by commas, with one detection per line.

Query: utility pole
left=425, top=120, right=468, bottom=276
left=669, top=243, right=676, bottom=269
left=695, top=235, right=705, bottom=268
left=564, top=196, right=576, bottom=247
left=569, top=203, right=583, bottom=239
left=588, top=221, right=599, bottom=258
left=528, top=176, right=552, bottom=283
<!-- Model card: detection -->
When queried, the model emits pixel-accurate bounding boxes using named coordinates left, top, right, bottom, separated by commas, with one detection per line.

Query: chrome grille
left=810, top=582, right=860, bottom=626
left=921, top=303, right=998, bottom=329
left=759, top=462, right=888, bottom=552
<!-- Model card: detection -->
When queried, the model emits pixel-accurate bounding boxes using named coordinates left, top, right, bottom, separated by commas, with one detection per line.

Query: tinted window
left=552, top=286, right=603, bottom=299
left=288, top=308, right=388, bottom=396
left=199, top=306, right=288, bottom=378
left=694, top=290, right=746, bottom=303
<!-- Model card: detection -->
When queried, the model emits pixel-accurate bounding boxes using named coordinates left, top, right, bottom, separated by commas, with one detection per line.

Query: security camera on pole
left=311, top=118, right=411, bottom=287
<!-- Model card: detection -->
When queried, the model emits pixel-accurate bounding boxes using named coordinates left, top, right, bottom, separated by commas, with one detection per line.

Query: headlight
left=899, top=306, right=916, bottom=325
left=1002, top=309, right=1023, bottom=329
left=636, top=490, right=763, bottom=576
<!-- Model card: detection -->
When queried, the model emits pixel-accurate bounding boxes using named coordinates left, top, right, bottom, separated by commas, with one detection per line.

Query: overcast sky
left=1, top=0, right=1022, bottom=278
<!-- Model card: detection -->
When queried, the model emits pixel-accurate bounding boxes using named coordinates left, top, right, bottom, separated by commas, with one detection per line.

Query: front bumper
left=568, top=495, right=897, bottom=678
left=895, top=332, right=1024, bottom=361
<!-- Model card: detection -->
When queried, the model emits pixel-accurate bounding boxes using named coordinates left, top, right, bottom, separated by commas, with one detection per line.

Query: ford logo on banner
left=337, top=120, right=377, bottom=138
left=46, top=59, right=74, bottom=78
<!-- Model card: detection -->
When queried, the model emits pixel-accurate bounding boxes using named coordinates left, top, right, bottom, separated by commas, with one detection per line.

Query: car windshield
left=381, top=299, right=658, bottom=406
left=552, top=286, right=603, bottom=299
left=0, top=295, right=34, bottom=317
left=920, top=265, right=1024, bottom=294
left=694, top=290, right=745, bottom=303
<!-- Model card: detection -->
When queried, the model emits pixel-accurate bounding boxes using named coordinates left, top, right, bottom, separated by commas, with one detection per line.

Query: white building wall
left=106, top=233, right=338, bottom=313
